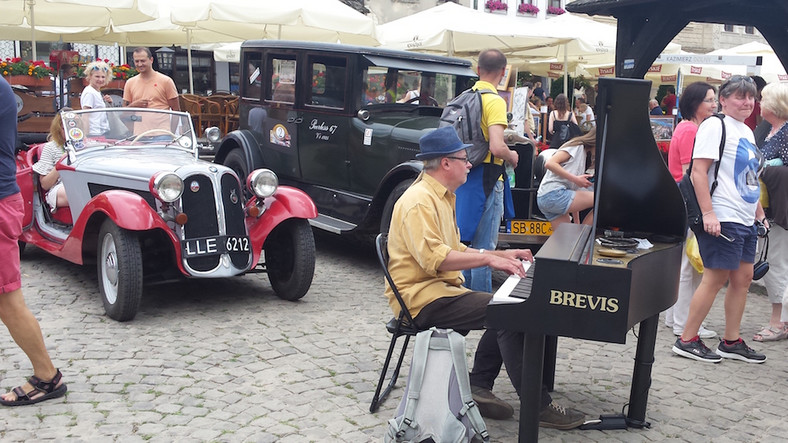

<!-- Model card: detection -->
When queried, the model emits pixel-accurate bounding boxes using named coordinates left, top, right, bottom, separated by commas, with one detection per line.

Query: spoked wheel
left=97, top=219, right=143, bottom=321
left=264, top=219, right=315, bottom=301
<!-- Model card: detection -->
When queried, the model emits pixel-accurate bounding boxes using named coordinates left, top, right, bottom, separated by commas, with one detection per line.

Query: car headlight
left=149, top=172, right=184, bottom=203
left=247, top=169, right=278, bottom=198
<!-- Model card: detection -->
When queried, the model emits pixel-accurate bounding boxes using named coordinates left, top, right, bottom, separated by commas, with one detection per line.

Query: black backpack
left=439, top=88, right=496, bottom=167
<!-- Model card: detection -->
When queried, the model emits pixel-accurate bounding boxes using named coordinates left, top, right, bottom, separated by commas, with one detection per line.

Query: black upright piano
left=486, top=77, right=687, bottom=441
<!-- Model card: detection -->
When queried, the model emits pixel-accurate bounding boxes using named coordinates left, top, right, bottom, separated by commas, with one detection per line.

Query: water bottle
left=505, top=162, right=516, bottom=188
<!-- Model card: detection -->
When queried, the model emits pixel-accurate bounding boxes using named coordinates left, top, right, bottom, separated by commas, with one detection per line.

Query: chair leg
left=369, top=333, right=411, bottom=413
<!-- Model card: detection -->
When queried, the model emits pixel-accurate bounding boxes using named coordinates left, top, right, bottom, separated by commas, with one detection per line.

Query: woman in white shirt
left=79, top=60, right=113, bottom=136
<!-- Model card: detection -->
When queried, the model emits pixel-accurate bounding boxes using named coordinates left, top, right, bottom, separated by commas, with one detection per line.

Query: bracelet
left=702, top=210, right=714, bottom=216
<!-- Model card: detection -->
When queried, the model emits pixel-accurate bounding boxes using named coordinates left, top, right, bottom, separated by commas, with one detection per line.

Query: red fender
left=247, top=185, right=317, bottom=264
left=55, top=191, right=178, bottom=264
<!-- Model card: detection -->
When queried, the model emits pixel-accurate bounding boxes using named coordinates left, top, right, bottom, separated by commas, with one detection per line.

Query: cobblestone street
left=1, top=231, right=786, bottom=442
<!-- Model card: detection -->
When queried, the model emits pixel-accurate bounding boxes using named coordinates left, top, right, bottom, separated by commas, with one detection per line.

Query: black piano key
left=509, top=264, right=534, bottom=300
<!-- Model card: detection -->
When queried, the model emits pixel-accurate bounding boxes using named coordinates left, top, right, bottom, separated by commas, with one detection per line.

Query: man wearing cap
left=385, top=126, right=585, bottom=429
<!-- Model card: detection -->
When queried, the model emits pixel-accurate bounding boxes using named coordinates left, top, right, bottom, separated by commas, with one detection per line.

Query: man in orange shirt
left=123, top=47, right=180, bottom=133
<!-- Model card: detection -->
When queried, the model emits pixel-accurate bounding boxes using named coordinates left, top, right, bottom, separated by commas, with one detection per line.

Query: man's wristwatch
left=478, top=249, right=485, bottom=254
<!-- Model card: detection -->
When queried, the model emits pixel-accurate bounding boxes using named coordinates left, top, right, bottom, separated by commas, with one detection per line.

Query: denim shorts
left=537, top=188, right=575, bottom=221
left=696, top=222, right=757, bottom=270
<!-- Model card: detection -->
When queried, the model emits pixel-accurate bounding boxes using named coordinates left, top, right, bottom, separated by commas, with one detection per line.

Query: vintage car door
left=296, top=53, right=350, bottom=191
left=15, top=149, right=35, bottom=229
left=257, top=52, right=301, bottom=181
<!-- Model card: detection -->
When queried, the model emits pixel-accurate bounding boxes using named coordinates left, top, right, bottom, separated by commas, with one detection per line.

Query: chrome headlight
left=204, top=126, right=222, bottom=143
left=247, top=169, right=278, bottom=198
left=150, top=172, right=184, bottom=203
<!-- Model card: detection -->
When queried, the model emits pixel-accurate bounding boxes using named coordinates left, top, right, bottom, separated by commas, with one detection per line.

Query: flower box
left=5, top=75, right=51, bottom=89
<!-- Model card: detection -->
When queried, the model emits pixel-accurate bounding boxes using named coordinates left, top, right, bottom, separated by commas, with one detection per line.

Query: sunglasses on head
left=720, top=75, right=754, bottom=93
left=91, top=66, right=109, bottom=72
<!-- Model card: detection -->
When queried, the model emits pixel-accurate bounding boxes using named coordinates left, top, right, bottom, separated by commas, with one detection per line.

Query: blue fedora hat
left=416, top=127, right=472, bottom=160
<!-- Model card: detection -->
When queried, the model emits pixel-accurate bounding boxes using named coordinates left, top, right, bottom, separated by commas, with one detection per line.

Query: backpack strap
left=687, top=113, right=727, bottom=198
left=391, top=328, right=435, bottom=440
left=446, top=330, right=490, bottom=442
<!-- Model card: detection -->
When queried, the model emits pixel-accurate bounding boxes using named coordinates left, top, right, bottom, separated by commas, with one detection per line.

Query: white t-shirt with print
left=693, top=115, right=763, bottom=225
left=537, top=143, right=587, bottom=196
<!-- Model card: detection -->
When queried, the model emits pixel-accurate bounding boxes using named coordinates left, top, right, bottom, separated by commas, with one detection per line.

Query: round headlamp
left=247, top=169, right=278, bottom=198
left=150, top=172, right=184, bottom=203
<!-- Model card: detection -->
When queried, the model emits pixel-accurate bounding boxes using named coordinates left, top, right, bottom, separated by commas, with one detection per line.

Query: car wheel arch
left=215, top=130, right=265, bottom=178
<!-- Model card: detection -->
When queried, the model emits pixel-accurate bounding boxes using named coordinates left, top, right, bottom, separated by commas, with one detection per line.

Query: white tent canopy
left=375, top=2, right=571, bottom=57
left=707, top=41, right=788, bottom=84
left=171, top=0, right=378, bottom=47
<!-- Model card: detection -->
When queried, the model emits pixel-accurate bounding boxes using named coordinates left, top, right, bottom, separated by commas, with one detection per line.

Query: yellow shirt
left=385, top=172, right=469, bottom=318
left=472, top=80, right=508, bottom=166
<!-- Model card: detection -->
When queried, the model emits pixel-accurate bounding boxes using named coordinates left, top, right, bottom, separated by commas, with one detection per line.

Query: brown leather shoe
left=471, top=385, right=514, bottom=420
left=539, top=400, right=585, bottom=430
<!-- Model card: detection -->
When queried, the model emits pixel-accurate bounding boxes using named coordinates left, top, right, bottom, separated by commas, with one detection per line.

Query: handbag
left=753, top=233, right=769, bottom=280
left=549, top=113, right=583, bottom=148
left=679, top=114, right=726, bottom=234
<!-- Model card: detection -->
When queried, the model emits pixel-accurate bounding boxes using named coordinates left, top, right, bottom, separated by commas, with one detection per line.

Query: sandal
left=0, top=369, right=67, bottom=407
left=753, top=325, right=788, bottom=342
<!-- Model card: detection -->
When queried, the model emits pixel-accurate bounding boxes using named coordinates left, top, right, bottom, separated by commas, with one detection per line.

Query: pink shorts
left=0, top=193, right=24, bottom=294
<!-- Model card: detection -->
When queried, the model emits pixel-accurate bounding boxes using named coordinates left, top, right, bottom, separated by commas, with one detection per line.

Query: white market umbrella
left=376, top=2, right=570, bottom=57
left=0, top=0, right=159, bottom=59
left=171, top=0, right=378, bottom=46
left=707, top=42, right=788, bottom=84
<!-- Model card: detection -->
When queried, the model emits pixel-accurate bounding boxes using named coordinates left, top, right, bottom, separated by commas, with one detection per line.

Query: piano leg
left=626, top=313, right=657, bottom=428
left=520, top=333, right=545, bottom=442
left=542, top=336, right=557, bottom=392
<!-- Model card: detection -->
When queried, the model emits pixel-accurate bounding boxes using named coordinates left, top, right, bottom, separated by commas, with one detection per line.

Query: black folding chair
left=369, top=233, right=423, bottom=413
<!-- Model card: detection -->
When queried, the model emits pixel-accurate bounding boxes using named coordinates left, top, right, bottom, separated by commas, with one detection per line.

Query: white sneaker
left=673, top=325, right=717, bottom=339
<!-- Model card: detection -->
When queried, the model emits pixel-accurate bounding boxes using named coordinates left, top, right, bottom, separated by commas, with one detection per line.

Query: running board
left=309, top=214, right=357, bottom=234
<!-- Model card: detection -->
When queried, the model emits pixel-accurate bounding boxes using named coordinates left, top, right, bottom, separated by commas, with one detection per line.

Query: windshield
left=362, top=67, right=464, bottom=107
left=61, top=108, right=196, bottom=152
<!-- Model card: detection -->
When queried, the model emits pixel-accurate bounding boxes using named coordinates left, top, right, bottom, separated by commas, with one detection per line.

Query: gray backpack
left=439, top=89, right=496, bottom=167
left=385, top=328, right=489, bottom=443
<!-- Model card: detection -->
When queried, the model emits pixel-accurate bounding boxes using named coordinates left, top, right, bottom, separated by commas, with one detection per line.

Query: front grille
left=221, top=173, right=250, bottom=269
left=181, top=174, right=220, bottom=271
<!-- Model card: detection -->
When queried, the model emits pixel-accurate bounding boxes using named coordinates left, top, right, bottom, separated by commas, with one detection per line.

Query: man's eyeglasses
left=446, top=156, right=470, bottom=163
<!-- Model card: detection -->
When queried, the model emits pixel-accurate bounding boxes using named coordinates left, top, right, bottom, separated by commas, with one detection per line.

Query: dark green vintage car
left=213, top=41, right=476, bottom=236
left=213, top=40, right=550, bottom=247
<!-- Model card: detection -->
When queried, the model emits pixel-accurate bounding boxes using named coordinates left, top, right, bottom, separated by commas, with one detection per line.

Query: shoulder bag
left=678, top=114, right=726, bottom=234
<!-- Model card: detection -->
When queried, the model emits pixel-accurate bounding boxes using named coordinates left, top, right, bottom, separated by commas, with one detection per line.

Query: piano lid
left=592, top=77, right=687, bottom=239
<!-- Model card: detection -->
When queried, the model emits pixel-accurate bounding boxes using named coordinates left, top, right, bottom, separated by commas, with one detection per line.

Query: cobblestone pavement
left=2, top=231, right=787, bottom=442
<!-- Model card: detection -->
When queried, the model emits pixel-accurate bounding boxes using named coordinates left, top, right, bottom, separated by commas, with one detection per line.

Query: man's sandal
left=753, top=326, right=788, bottom=342
left=0, top=369, right=67, bottom=406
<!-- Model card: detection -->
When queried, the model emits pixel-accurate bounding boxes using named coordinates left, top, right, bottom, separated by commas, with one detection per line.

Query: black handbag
left=753, top=233, right=769, bottom=280
left=679, top=114, right=726, bottom=234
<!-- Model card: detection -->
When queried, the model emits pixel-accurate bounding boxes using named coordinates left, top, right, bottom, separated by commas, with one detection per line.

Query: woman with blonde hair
left=32, top=113, right=69, bottom=210
left=79, top=60, right=113, bottom=136
left=536, top=127, right=596, bottom=228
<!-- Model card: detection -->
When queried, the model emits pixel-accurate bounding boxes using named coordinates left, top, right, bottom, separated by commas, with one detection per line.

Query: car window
left=307, top=56, right=347, bottom=109
left=361, top=68, right=460, bottom=108
left=242, top=51, right=262, bottom=102
left=267, top=56, right=296, bottom=104
left=63, top=109, right=195, bottom=152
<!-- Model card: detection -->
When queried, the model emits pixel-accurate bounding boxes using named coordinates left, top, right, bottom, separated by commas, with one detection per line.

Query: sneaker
left=471, top=385, right=513, bottom=420
left=539, top=400, right=585, bottom=430
left=716, top=338, right=767, bottom=363
left=674, top=325, right=717, bottom=339
left=672, top=337, right=722, bottom=363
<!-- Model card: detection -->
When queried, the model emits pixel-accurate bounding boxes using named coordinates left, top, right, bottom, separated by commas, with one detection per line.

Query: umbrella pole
left=187, top=29, right=194, bottom=94
left=563, top=44, right=568, bottom=97
left=29, top=0, right=36, bottom=60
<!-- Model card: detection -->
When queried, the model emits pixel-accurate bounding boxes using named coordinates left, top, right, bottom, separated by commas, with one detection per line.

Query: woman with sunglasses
left=673, top=75, right=768, bottom=364
left=79, top=61, right=113, bottom=136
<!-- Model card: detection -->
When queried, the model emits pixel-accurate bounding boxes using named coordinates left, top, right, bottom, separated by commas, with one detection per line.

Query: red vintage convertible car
left=15, top=108, right=317, bottom=321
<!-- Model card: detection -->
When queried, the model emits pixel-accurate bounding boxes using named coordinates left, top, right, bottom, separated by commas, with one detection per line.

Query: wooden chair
left=199, top=97, right=223, bottom=135
left=179, top=95, right=203, bottom=134
left=224, top=97, right=240, bottom=134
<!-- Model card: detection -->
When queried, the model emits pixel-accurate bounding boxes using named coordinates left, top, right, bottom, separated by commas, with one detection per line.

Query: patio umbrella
left=375, top=2, right=571, bottom=57
left=171, top=0, right=378, bottom=46
left=707, top=41, right=788, bottom=84
left=0, top=0, right=159, bottom=59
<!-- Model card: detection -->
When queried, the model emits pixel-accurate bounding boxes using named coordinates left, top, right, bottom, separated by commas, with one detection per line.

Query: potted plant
left=518, top=3, right=539, bottom=15
left=1, top=58, right=54, bottom=88
left=547, top=6, right=566, bottom=15
left=485, top=0, right=509, bottom=13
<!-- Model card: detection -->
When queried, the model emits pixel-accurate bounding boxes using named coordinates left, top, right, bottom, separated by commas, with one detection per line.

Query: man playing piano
left=385, top=126, right=585, bottom=429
